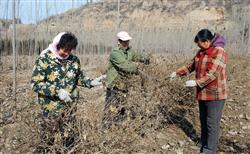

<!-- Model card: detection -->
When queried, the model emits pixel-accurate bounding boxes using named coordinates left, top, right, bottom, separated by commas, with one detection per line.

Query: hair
left=57, top=32, right=78, bottom=50
left=194, top=29, right=215, bottom=43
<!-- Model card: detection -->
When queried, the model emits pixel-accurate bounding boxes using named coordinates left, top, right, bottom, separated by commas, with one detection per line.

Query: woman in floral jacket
left=31, top=32, right=105, bottom=152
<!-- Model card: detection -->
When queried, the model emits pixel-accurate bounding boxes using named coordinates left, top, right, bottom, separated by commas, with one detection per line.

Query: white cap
left=117, top=31, right=132, bottom=41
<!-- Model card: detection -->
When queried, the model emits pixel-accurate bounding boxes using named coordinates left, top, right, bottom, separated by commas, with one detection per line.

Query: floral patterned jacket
left=31, top=51, right=92, bottom=112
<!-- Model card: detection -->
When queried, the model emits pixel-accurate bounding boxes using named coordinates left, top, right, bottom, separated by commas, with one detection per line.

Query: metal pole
left=12, top=0, right=16, bottom=102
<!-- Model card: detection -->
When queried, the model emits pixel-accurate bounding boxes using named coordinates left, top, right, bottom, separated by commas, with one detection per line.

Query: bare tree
left=117, top=0, right=120, bottom=29
left=12, top=0, right=17, bottom=102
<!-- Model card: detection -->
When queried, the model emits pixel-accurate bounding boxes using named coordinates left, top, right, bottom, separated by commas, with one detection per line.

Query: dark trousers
left=199, top=100, right=225, bottom=154
left=102, top=88, right=128, bottom=128
left=105, top=88, right=118, bottom=106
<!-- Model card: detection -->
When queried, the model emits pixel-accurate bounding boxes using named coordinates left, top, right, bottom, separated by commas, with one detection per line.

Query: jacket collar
left=198, top=46, right=215, bottom=55
left=47, top=51, right=73, bottom=64
left=119, top=46, right=131, bottom=52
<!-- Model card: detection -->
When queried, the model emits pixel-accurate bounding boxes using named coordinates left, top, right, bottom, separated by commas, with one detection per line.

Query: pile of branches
left=103, top=57, right=196, bottom=127
left=27, top=56, right=198, bottom=153
left=79, top=56, right=197, bottom=153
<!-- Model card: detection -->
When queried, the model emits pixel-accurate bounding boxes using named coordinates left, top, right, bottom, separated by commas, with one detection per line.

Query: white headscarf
left=40, top=32, right=69, bottom=60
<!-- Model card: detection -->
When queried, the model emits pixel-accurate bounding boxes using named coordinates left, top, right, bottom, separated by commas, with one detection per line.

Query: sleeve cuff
left=86, top=79, right=94, bottom=88
left=196, top=80, right=202, bottom=88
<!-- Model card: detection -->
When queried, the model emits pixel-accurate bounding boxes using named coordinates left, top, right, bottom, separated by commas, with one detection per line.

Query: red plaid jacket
left=176, top=46, right=228, bottom=100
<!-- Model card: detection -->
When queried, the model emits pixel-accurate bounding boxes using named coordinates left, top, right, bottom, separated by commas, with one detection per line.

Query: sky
left=0, top=0, right=90, bottom=24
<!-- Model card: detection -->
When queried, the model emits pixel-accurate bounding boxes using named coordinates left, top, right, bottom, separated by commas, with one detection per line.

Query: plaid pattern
left=176, top=47, right=228, bottom=100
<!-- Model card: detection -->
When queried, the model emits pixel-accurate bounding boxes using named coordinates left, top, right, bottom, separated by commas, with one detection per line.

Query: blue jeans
left=199, top=100, right=225, bottom=154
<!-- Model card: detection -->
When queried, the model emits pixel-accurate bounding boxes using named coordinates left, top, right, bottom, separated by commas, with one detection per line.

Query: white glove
left=90, top=79, right=102, bottom=86
left=90, top=74, right=106, bottom=86
left=170, top=72, right=177, bottom=80
left=185, top=80, right=197, bottom=87
left=58, top=89, right=72, bottom=102
left=95, top=74, right=106, bottom=81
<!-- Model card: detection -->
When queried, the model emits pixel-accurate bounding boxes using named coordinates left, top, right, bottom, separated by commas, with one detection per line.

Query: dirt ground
left=0, top=54, right=249, bottom=153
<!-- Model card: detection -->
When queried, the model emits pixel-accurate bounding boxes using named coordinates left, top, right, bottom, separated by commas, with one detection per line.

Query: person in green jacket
left=31, top=32, right=105, bottom=153
left=103, top=31, right=149, bottom=128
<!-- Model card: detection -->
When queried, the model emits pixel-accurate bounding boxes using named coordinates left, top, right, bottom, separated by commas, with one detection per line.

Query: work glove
left=90, top=74, right=106, bottom=86
left=185, top=80, right=197, bottom=87
left=58, top=89, right=72, bottom=102
left=95, top=74, right=107, bottom=81
left=170, top=72, right=177, bottom=80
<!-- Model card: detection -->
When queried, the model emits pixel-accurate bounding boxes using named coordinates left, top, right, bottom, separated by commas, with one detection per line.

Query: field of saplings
left=0, top=53, right=249, bottom=153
